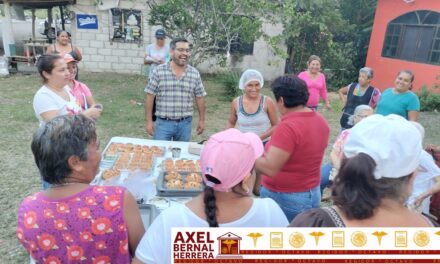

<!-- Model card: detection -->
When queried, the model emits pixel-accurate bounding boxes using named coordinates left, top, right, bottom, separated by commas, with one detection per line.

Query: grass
left=0, top=72, right=439, bottom=263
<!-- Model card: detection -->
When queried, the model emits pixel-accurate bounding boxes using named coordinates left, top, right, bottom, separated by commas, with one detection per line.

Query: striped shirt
left=145, top=62, right=206, bottom=119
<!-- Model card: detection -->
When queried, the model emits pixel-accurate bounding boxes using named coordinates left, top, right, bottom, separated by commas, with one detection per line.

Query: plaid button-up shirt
left=145, top=62, right=206, bottom=119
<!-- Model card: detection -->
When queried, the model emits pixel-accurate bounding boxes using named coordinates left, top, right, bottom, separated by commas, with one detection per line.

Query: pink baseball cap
left=200, top=128, right=264, bottom=192
left=64, top=53, right=77, bottom=63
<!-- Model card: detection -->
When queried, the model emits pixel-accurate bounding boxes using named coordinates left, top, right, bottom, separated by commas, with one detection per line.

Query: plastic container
left=0, top=56, right=9, bottom=76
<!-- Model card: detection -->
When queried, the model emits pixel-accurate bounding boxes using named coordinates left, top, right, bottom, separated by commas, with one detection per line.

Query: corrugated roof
left=0, top=0, right=76, bottom=8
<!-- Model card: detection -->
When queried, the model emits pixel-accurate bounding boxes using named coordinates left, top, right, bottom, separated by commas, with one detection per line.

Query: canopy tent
left=1, top=0, right=75, bottom=57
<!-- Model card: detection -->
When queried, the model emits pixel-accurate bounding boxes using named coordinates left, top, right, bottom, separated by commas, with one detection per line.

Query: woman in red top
left=255, top=75, right=330, bottom=222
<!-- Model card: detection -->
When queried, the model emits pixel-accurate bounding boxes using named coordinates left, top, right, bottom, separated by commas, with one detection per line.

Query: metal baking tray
left=156, top=171, right=203, bottom=197
left=139, top=204, right=160, bottom=229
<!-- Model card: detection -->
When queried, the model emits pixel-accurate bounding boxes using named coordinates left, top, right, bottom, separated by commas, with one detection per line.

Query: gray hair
left=347, top=105, right=373, bottom=126
left=359, top=67, right=374, bottom=79
left=31, top=115, right=97, bottom=184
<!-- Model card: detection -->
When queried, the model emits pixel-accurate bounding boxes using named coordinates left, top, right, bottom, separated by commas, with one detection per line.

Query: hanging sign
left=76, top=14, right=99, bottom=29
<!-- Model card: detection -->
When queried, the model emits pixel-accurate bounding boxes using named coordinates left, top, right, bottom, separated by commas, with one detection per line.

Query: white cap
left=343, top=114, right=422, bottom=179
left=239, top=69, right=264, bottom=90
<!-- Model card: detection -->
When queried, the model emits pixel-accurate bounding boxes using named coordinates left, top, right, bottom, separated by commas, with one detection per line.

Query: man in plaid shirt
left=145, top=37, right=206, bottom=141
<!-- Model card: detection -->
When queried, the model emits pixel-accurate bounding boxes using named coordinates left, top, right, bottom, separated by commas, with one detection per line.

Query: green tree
left=281, top=0, right=356, bottom=89
left=339, top=0, right=377, bottom=73
left=146, top=0, right=280, bottom=66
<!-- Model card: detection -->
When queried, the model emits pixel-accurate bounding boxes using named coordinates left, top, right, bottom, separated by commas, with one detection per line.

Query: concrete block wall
left=71, top=0, right=285, bottom=79
left=71, top=0, right=154, bottom=74
left=196, top=22, right=286, bottom=80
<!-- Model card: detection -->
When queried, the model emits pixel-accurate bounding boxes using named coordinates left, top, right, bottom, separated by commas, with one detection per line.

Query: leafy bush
left=219, top=70, right=242, bottom=101
left=417, top=86, right=440, bottom=112
left=323, top=67, right=355, bottom=92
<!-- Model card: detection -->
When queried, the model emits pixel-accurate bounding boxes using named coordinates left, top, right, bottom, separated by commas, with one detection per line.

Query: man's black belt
left=157, top=116, right=191, bottom=122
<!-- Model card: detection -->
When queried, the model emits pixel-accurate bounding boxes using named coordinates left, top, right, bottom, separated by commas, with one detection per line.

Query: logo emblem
left=413, top=230, right=429, bottom=247
left=351, top=231, right=367, bottom=247
left=247, top=232, right=263, bottom=248
left=289, top=232, right=305, bottom=248
left=372, top=231, right=387, bottom=246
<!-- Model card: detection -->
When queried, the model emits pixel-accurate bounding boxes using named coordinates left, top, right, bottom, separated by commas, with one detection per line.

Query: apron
left=340, top=83, right=374, bottom=129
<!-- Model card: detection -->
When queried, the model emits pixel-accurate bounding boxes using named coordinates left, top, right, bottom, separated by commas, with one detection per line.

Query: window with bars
left=382, top=10, right=440, bottom=65
left=429, top=28, right=440, bottom=64
left=230, top=36, right=254, bottom=55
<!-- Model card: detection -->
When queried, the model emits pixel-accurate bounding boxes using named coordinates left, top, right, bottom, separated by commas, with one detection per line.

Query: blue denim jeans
left=260, top=185, right=321, bottom=222
left=42, top=179, right=50, bottom=190
left=320, top=163, right=332, bottom=195
left=154, top=116, right=192, bottom=141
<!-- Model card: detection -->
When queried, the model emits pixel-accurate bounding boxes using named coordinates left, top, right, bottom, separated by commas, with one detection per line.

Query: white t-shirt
left=407, top=150, right=440, bottom=214
left=33, top=85, right=82, bottom=127
left=135, top=198, right=288, bottom=264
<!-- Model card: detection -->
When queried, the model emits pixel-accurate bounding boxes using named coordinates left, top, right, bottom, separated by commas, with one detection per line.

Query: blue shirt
left=376, top=88, right=420, bottom=119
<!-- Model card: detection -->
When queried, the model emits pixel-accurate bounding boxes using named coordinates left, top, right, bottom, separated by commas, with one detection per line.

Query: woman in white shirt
left=33, top=54, right=102, bottom=189
left=133, top=129, right=288, bottom=264
left=33, top=54, right=101, bottom=127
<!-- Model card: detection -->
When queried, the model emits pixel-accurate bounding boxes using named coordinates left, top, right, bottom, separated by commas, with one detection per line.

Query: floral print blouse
left=17, top=186, right=130, bottom=264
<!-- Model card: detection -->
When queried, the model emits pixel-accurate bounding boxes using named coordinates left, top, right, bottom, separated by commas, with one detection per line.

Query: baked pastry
left=102, top=169, right=120, bottom=180
left=166, top=179, right=183, bottom=189
left=151, top=146, right=163, bottom=156
left=163, top=159, right=173, bottom=171
left=186, top=173, right=202, bottom=183
left=141, top=146, right=150, bottom=153
left=165, top=171, right=181, bottom=181
left=184, top=181, right=202, bottom=189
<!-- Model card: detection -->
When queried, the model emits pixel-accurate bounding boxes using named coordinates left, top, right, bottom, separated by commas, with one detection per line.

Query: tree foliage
left=281, top=0, right=357, bottom=89
left=146, top=0, right=377, bottom=89
left=339, top=0, right=377, bottom=72
left=146, top=0, right=279, bottom=66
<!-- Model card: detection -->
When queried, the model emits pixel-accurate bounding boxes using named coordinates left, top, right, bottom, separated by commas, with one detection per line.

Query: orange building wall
left=365, top=0, right=440, bottom=92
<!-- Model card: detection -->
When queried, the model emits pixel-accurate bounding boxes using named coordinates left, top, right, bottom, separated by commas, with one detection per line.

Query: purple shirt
left=17, top=186, right=130, bottom=264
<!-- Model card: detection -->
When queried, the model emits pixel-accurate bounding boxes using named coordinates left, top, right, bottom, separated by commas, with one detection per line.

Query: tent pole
left=31, top=9, right=36, bottom=40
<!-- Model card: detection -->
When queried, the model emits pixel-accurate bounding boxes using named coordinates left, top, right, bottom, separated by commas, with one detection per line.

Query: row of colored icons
left=246, top=230, right=440, bottom=248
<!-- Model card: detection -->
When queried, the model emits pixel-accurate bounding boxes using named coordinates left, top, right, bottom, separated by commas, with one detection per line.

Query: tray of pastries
left=156, top=170, right=204, bottom=196
left=103, top=143, right=165, bottom=159
left=99, top=152, right=155, bottom=183
left=161, top=159, right=201, bottom=172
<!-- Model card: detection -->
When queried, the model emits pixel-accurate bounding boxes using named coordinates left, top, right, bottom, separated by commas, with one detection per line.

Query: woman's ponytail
left=204, top=175, right=220, bottom=227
